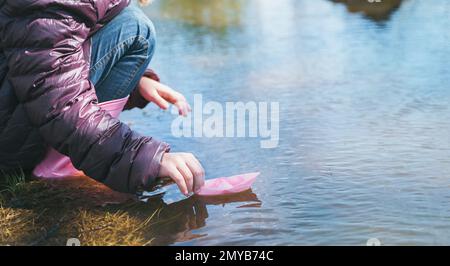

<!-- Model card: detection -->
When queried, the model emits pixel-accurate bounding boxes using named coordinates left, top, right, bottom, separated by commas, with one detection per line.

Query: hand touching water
left=138, top=76, right=191, bottom=116
left=138, top=77, right=204, bottom=195
left=158, top=153, right=205, bottom=196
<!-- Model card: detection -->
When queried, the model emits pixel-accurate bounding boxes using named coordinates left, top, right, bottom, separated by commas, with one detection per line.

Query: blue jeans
left=89, top=3, right=156, bottom=103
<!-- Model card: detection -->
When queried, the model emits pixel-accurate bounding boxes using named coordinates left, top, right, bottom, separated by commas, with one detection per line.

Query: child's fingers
left=152, top=93, right=170, bottom=110
left=175, top=101, right=190, bottom=117
left=190, top=155, right=205, bottom=178
left=185, top=156, right=205, bottom=192
left=169, top=168, right=189, bottom=196
left=157, top=83, right=179, bottom=104
left=177, top=163, right=194, bottom=194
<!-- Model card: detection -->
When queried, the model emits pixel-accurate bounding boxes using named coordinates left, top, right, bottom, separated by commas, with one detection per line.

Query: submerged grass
left=0, top=172, right=166, bottom=246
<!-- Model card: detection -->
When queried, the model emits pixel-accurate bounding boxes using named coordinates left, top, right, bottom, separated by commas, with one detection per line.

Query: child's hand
left=138, top=77, right=191, bottom=116
left=158, top=152, right=205, bottom=196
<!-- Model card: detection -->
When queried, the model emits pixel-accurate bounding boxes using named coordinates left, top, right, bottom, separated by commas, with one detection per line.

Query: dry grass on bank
left=0, top=172, right=165, bottom=246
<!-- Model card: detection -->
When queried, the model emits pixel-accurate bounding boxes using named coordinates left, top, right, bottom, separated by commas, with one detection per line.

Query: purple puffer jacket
left=0, top=0, right=170, bottom=193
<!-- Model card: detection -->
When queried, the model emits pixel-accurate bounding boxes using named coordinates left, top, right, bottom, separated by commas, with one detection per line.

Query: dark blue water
left=121, top=0, right=450, bottom=245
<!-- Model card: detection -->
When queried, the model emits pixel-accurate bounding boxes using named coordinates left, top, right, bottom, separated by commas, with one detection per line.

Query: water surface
left=121, top=0, right=450, bottom=245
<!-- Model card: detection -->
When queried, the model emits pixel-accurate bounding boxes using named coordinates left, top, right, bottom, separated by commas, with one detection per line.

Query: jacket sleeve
left=0, top=1, right=169, bottom=193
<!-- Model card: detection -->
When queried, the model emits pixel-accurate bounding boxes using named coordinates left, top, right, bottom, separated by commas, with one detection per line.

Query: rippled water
left=121, top=0, right=450, bottom=245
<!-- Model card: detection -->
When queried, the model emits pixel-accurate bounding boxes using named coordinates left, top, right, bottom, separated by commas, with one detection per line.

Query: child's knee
left=138, top=16, right=156, bottom=58
left=119, top=5, right=157, bottom=58
left=131, top=8, right=156, bottom=55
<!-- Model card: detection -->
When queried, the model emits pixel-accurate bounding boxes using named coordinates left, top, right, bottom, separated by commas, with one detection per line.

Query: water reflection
left=330, top=0, right=403, bottom=21
left=149, top=0, right=405, bottom=29
left=130, top=0, right=450, bottom=245
left=154, top=0, right=245, bottom=29
left=145, top=191, right=261, bottom=245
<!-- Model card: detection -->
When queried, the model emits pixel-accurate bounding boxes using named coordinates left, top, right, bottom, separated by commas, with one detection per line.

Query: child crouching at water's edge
left=0, top=0, right=205, bottom=196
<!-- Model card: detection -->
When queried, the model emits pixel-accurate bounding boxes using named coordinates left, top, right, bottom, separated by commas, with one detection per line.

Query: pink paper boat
left=195, top=172, right=260, bottom=197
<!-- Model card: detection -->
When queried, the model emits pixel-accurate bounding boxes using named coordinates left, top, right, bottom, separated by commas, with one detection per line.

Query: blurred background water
left=120, top=0, right=450, bottom=245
